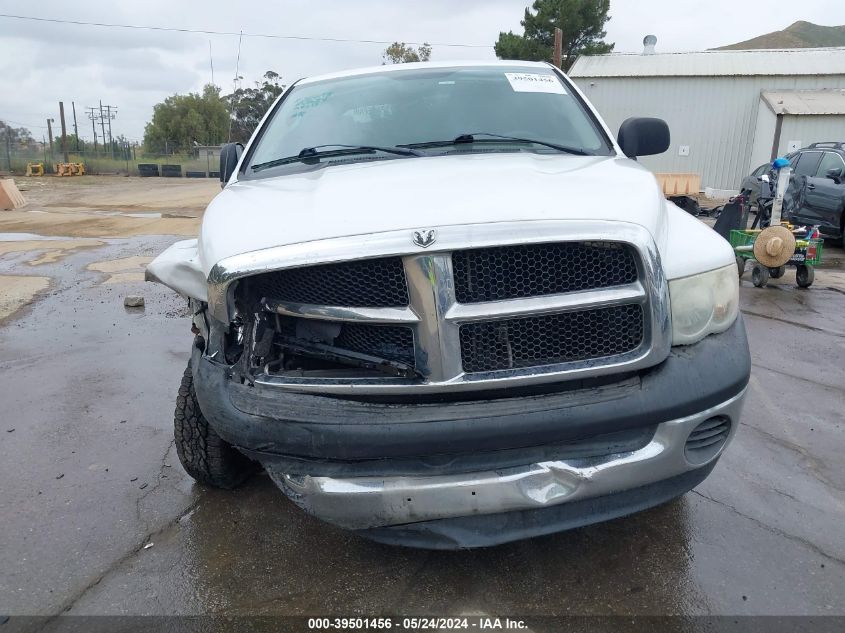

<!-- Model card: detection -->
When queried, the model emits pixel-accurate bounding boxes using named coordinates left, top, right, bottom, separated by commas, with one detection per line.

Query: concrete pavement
left=0, top=235, right=843, bottom=621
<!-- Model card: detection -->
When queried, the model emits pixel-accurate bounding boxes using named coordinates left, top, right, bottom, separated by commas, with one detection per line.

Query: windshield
left=245, top=66, right=613, bottom=175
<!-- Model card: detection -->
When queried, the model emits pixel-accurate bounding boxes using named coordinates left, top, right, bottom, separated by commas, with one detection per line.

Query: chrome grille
left=249, top=257, right=408, bottom=307
left=215, top=221, right=671, bottom=395
left=452, top=242, right=638, bottom=303
left=459, top=305, right=644, bottom=373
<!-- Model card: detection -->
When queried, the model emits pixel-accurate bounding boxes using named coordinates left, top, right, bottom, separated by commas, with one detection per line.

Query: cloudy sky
left=1, top=0, right=842, bottom=142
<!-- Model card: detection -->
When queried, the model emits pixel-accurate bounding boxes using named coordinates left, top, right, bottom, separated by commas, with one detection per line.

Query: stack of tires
left=138, top=164, right=160, bottom=177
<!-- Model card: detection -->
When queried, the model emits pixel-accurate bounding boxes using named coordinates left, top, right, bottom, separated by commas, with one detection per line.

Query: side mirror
left=220, top=143, right=244, bottom=186
left=825, top=167, right=843, bottom=184
left=617, top=117, right=670, bottom=158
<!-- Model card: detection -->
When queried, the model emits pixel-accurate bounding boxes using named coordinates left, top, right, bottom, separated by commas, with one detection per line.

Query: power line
left=1, top=118, right=49, bottom=129
left=0, top=13, right=491, bottom=48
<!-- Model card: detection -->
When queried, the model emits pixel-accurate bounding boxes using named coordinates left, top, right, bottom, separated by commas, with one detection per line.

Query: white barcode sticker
left=505, top=72, right=567, bottom=94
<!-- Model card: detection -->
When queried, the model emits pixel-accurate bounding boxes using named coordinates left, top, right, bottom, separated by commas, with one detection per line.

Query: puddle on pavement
left=104, top=476, right=702, bottom=616
left=0, top=237, right=105, bottom=266
left=0, top=233, right=74, bottom=241
left=102, top=211, right=163, bottom=219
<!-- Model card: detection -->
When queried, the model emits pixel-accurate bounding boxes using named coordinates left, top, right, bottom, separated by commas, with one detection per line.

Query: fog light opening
left=685, top=416, right=731, bottom=465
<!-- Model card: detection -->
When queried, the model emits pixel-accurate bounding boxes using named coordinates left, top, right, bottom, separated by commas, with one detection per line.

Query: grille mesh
left=336, top=324, right=415, bottom=366
left=249, top=257, right=409, bottom=308
left=459, top=304, right=644, bottom=373
left=452, top=242, right=638, bottom=304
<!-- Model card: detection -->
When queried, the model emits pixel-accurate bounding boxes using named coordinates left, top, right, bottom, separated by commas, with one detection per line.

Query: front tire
left=174, top=362, right=256, bottom=489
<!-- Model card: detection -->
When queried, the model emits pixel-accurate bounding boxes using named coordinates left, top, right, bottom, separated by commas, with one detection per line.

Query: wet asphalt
left=0, top=235, right=843, bottom=621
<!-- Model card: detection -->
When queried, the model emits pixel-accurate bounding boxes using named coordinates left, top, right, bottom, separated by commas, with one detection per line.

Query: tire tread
left=174, top=362, right=255, bottom=489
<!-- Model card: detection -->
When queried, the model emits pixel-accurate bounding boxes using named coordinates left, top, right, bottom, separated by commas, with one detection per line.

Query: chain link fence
left=1, top=144, right=221, bottom=179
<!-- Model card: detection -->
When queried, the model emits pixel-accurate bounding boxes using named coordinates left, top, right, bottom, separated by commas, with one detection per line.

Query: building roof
left=761, top=89, right=845, bottom=115
left=569, top=47, right=845, bottom=78
left=300, top=60, right=550, bottom=85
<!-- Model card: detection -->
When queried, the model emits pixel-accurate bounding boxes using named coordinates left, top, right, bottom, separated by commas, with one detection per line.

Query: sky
left=1, top=0, right=843, bottom=143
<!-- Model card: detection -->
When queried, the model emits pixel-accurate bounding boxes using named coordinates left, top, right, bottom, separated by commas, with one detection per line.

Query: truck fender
left=145, top=239, right=208, bottom=302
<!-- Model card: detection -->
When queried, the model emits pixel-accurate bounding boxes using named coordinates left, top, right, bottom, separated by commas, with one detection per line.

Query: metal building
left=569, top=47, right=845, bottom=194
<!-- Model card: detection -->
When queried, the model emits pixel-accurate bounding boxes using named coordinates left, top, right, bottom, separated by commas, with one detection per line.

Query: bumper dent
left=268, top=388, right=745, bottom=530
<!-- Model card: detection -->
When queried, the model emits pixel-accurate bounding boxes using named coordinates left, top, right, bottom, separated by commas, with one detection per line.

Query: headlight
left=669, top=264, right=739, bottom=346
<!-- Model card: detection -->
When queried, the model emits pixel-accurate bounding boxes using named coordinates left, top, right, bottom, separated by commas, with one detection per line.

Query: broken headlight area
left=222, top=280, right=417, bottom=385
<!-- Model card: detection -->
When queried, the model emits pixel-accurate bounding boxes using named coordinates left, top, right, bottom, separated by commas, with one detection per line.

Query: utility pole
left=46, top=118, right=54, bottom=163
left=59, top=101, right=69, bottom=163
left=553, top=27, right=563, bottom=69
left=4, top=127, right=11, bottom=173
left=105, top=105, right=114, bottom=158
left=98, top=101, right=107, bottom=155
left=71, top=101, right=79, bottom=151
left=95, top=102, right=118, bottom=158
left=86, top=107, right=99, bottom=153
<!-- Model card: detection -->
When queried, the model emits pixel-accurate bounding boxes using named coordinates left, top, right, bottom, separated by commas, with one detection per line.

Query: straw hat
left=753, top=225, right=796, bottom=268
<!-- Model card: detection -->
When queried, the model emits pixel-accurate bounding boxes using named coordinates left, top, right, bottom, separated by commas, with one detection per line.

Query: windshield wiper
left=400, top=133, right=591, bottom=156
left=251, top=144, right=424, bottom=172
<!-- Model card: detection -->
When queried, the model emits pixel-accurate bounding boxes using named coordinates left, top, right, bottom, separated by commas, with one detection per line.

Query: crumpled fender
left=145, top=239, right=208, bottom=302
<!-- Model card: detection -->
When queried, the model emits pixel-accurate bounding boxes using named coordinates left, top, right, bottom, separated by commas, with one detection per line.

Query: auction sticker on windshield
left=505, top=72, right=567, bottom=94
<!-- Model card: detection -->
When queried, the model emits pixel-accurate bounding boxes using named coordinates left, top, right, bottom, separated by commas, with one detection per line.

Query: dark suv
left=786, top=142, right=845, bottom=241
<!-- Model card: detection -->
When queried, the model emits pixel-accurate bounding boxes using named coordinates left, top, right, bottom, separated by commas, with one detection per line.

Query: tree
left=494, top=0, right=614, bottom=71
left=0, top=121, right=36, bottom=148
left=382, top=42, right=432, bottom=64
left=53, top=133, right=83, bottom=152
left=143, top=84, right=229, bottom=154
left=225, top=71, right=285, bottom=143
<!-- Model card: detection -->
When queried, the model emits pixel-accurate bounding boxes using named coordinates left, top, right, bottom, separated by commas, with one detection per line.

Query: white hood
left=197, top=153, right=668, bottom=275
left=148, top=152, right=734, bottom=303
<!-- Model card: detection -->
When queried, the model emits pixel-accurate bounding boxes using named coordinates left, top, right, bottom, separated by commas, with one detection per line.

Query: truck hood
left=197, top=153, right=668, bottom=274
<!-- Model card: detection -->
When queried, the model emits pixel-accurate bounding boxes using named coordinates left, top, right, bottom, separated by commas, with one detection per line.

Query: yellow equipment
left=54, top=162, right=85, bottom=176
left=26, top=162, right=45, bottom=177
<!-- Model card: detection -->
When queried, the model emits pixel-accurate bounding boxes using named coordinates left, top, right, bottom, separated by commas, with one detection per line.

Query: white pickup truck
left=147, top=60, right=749, bottom=549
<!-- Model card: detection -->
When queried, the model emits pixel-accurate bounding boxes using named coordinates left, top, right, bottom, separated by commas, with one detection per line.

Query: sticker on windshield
left=291, top=91, right=332, bottom=119
left=505, top=73, right=567, bottom=94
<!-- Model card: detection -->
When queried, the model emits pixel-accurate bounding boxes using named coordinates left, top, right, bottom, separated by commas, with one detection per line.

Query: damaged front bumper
left=192, top=317, right=750, bottom=548
left=269, top=388, right=743, bottom=532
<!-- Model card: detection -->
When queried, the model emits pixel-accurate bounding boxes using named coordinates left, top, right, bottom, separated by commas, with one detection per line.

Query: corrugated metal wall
left=572, top=75, right=845, bottom=190
left=777, top=115, right=845, bottom=156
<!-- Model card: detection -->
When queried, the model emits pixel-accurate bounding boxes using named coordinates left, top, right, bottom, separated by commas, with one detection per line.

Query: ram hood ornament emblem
left=412, top=228, right=437, bottom=248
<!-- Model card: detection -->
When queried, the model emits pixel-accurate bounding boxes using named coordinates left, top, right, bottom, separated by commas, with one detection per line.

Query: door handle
left=807, top=184, right=816, bottom=190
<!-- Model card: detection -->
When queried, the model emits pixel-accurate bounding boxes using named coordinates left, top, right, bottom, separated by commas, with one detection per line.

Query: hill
left=716, top=21, right=845, bottom=50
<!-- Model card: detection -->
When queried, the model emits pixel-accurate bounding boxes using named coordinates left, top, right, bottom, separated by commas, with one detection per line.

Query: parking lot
left=1, top=177, right=844, bottom=622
